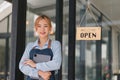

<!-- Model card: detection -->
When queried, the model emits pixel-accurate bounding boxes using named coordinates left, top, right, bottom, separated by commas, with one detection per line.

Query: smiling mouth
left=40, top=32, right=46, bottom=35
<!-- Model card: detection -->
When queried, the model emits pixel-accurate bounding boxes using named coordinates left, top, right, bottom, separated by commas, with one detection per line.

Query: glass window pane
left=0, top=38, right=10, bottom=80
left=0, top=39, right=5, bottom=79
left=0, top=18, right=8, bottom=33
left=0, top=39, right=5, bottom=71
left=62, top=0, right=69, bottom=80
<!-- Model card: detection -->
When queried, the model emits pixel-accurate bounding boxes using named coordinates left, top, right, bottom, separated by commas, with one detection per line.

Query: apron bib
left=27, top=40, right=55, bottom=80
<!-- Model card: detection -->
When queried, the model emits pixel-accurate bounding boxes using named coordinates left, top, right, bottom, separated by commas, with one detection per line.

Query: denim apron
left=27, top=40, right=55, bottom=80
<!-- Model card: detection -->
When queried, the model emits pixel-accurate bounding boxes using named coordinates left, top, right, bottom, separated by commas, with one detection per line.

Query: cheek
left=35, top=27, right=39, bottom=33
left=45, top=27, right=51, bottom=31
left=35, top=27, right=40, bottom=31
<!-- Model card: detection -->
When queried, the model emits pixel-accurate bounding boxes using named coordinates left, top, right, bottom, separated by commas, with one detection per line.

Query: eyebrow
left=37, top=24, right=48, bottom=25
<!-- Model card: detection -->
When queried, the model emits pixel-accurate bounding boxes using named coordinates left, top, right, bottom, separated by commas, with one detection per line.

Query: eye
left=44, top=26, right=48, bottom=27
left=37, top=25, right=41, bottom=27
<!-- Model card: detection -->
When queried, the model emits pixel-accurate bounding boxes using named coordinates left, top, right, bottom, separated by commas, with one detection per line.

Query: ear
left=34, top=26, right=37, bottom=31
left=49, top=27, right=54, bottom=34
left=50, top=27, right=52, bottom=31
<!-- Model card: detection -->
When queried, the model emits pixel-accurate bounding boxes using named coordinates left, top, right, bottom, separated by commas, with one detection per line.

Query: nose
left=40, top=26, right=45, bottom=31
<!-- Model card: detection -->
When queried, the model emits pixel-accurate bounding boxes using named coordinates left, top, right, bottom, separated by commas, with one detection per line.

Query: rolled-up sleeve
left=36, top=41, right=62, bottom=71
left=19, top=43, right=39, bottom=79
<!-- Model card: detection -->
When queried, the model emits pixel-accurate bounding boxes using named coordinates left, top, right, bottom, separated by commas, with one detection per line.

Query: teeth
left=40, top=32, right=45, bottom=34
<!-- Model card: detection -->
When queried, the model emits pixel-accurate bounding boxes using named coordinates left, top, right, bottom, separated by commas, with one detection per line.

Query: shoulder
left=26, top=42, right=34, bottom=47
left=51, top=40, right=61, bottom=49
left=25, top=42, right=35, bottom=50
left=26, top=39, right=38, bottom=47
left=51, top=40, right=61, bottom=46
left=50, top=40, right=61, bottom=54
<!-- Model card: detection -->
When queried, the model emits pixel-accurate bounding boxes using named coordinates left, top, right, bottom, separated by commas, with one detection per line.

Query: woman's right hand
left=38, top=70, right=51, bottom=80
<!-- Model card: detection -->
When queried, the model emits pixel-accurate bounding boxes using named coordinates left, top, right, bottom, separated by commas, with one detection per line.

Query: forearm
left=36, top=60, right=61, bottom=71
left=19, top=64, right=39, bottom=79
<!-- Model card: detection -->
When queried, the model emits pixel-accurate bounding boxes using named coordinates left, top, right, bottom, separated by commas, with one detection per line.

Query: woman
left=19, top=15, right=62, bottom=80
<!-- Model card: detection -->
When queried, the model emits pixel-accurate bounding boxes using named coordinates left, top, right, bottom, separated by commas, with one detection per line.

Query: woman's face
left=35, top=19, right=51, bottom=39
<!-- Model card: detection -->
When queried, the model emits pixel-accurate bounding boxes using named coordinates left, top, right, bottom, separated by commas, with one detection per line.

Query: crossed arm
left=19, top=41, right=61, bottom=79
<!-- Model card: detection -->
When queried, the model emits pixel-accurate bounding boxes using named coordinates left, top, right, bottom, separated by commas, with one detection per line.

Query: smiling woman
left=19, top=15, right=62, bottom=80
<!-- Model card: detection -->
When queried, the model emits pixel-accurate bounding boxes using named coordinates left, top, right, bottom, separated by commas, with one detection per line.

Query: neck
left=39, top=37, right=49, bottom=45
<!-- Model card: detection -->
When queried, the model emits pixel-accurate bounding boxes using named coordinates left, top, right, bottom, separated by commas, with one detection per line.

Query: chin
left=40, top=35, right=48, bottom=38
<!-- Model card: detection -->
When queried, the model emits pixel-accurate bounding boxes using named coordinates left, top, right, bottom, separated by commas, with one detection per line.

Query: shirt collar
left=32, top=38, right=50, bottom=48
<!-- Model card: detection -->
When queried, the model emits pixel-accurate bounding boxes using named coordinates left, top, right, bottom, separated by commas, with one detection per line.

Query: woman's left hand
left=24, top=59, right=36, bottom=68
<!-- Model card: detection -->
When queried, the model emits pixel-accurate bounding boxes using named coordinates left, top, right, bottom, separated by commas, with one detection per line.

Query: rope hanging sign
left=76, top=27, right=101, bottom=40
left=76, top=0, right=101, bottom=40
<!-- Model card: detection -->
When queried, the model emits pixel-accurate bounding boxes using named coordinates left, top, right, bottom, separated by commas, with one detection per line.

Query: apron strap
left=48, top=39, right=51, bottom=48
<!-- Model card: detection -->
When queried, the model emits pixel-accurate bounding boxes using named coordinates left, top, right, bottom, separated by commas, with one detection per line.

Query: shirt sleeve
left=19, top=43, right=39, bottom=79
left=36, top=40, right=62, bottom=71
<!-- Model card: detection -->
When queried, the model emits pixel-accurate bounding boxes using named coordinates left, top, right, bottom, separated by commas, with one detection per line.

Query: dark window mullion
left=108, top=28, right=112, bottom=80
left=4, top=15, right=10, bottom=80
left=79, top=7, right=86, bottom=80
left=96, top=14, right=102, bottom=80
left=0, top=33, right=10, bottom=39
left=68, top=0, right=76, bottom=80
left=55, top=0, right=63, bottom=80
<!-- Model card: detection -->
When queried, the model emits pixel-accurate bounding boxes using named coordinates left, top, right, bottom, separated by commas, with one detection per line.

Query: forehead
left=37, top=19, right=49, bottom=24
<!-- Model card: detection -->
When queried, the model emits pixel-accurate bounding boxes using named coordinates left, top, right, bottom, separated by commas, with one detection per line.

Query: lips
left=40, top=32, right=46, bottom=35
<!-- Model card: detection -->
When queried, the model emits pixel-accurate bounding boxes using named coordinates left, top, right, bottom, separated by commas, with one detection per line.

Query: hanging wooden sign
left=76, top=27, right=101, bottom=40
